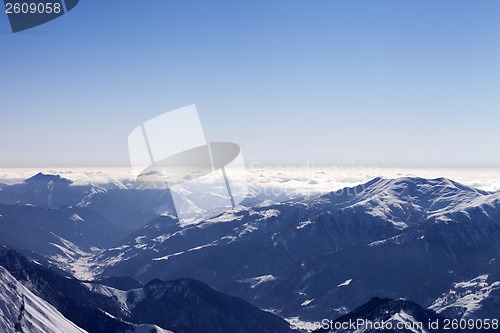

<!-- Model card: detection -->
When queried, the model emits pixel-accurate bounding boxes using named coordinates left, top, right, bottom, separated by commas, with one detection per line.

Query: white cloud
left=0, top=166, right=499, bottom=194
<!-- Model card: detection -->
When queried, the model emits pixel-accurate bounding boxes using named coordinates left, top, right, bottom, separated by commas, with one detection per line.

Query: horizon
left=2, top=166, right=500, bottom=193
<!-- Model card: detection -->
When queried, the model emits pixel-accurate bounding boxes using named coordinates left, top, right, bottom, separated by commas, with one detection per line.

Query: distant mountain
left=0, top=264, right=87, bottom=333
left=94, top=177, right=500, bottom=322
left=77, top=188, right=177, bottom=232
left=0, top=173, right=177, bottom=232
left=314, top=297, right=462, bottom=333
left=0, top=173, right=86, bottom=208
left=0, top=203, right=126, bottom=251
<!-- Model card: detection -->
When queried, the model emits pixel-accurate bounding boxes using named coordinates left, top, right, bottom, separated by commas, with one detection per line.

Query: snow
left=239, top=275, right=276, bottom=288
left=368, top=235, right=402, bottom=247
left=152, top=251, right=185, bottom=261
left=135, top=236, right=146, bottom=244
left=152, top=241, right=218, bottom=261
left=255, top=209, right=280, bottom=221
left=255, top=200, right=276, bottom=207
left=337, top=278, right=352, bottom=287
left=159, top=212, right=177, bottom=219
left=238, top=223, right=258, bottom=237
left=187, top=242, right=216, bottom=252
left=48, top=234, right=101, bottom=280
left=128, top=324, right=173, bottom=333
left=107, top=245, right=130, bottom=251
left=99, top=309, right=118, bottom=319
left=285, top=317, right=320, bottom=332
left=430, top=274, right=500, bottom=318
left=69, top=214, right=84, bottom=222
left=206, top=211, right=244, bottom=223
left=0, top=266, right=87, bottom=333
left=85, top=283, right=145, bottom=313
left=134, top=236, right=149, bottom=250
left=152, top=231, right=184, bottom=244
left=301, top=299, right=314, bottom=306
left=296, top=220, right=313, bottom=229
left=388, top=310, right=425, bottom=333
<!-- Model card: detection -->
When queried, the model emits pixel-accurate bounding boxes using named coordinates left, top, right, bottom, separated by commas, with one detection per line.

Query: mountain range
left=0, top=173, right=499, bottom=332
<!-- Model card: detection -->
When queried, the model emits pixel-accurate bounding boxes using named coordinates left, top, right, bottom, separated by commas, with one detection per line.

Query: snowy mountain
left=0, top=173, right=177, bottom=232
left=314, top=297, right=460, bottom=333
left=86, top=277, right=294, bottom=333
left=0, top=247, right=293, bottom=333
left=2, top=173, right=500, bottom=331
left=93, top=177, right=500, bottom=323
left=0, top=247, right=137, bottom=332
left=0, top=265, right=87, bottom=333
left=429, top=273, right=500, bottom=320
left=0, top=173, right=91, bottom=208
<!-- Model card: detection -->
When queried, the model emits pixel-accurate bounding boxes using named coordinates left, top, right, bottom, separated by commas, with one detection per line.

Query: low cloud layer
left=0, top=166, right=499, bottom=194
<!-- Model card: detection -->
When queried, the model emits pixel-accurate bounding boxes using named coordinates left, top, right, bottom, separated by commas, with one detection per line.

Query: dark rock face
left=131, top=278, right=293, bottom=333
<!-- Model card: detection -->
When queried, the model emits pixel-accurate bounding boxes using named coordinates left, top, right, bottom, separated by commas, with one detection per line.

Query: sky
left=0, top=0, right=499, bottom=168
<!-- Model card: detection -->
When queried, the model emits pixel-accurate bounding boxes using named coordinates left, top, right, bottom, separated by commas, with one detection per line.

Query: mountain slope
left=0, top=247, right=138, bottom=332
left=314, top=297, right=462, bottom=333
left=0, top=247, right=294, bottom=333
left=87, top=278, right=294, bottom=333
left=0, top=173, right=90, bottom=208
left=0, top=202, right=130, bottom=279
left=94, top=177, right=500, bottom=322
left=0, top=265, right=87, bottom=333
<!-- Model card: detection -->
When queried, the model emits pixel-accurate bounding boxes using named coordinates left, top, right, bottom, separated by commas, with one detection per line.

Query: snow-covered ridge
left=0, top=266, right=87, bottom=333
left=238, top=275, right=276, bottom=288
left=430, top=274, right=500, bottom=319
left=319, top=177, right=499, bottom=229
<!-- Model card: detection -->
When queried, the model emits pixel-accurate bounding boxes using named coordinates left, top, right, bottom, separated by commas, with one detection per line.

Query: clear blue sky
left=0, top=0, right=499, bottom=167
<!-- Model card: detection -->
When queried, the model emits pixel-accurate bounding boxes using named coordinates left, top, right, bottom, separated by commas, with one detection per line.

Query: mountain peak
left=316, top=297, right=455, bottom=333
left=316, top=176, right=492, bottom=229
left=25, top=173, right=72, bottom=186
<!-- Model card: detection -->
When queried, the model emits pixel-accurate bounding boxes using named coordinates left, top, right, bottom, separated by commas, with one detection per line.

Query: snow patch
left=296, top=220, right=313, bottom=229
left=255, top=209, right=280, bottom=221
left=337, top=279, right=352, bottom=287
left=69, top=214, right=84, bottom=222
left=239, top=275, right=276, bottom=288
left=301, top=299, right=314, bottom=306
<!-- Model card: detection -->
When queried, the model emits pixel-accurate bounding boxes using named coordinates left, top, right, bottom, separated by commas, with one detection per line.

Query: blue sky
left=0, top=0, right=499, bottom=167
